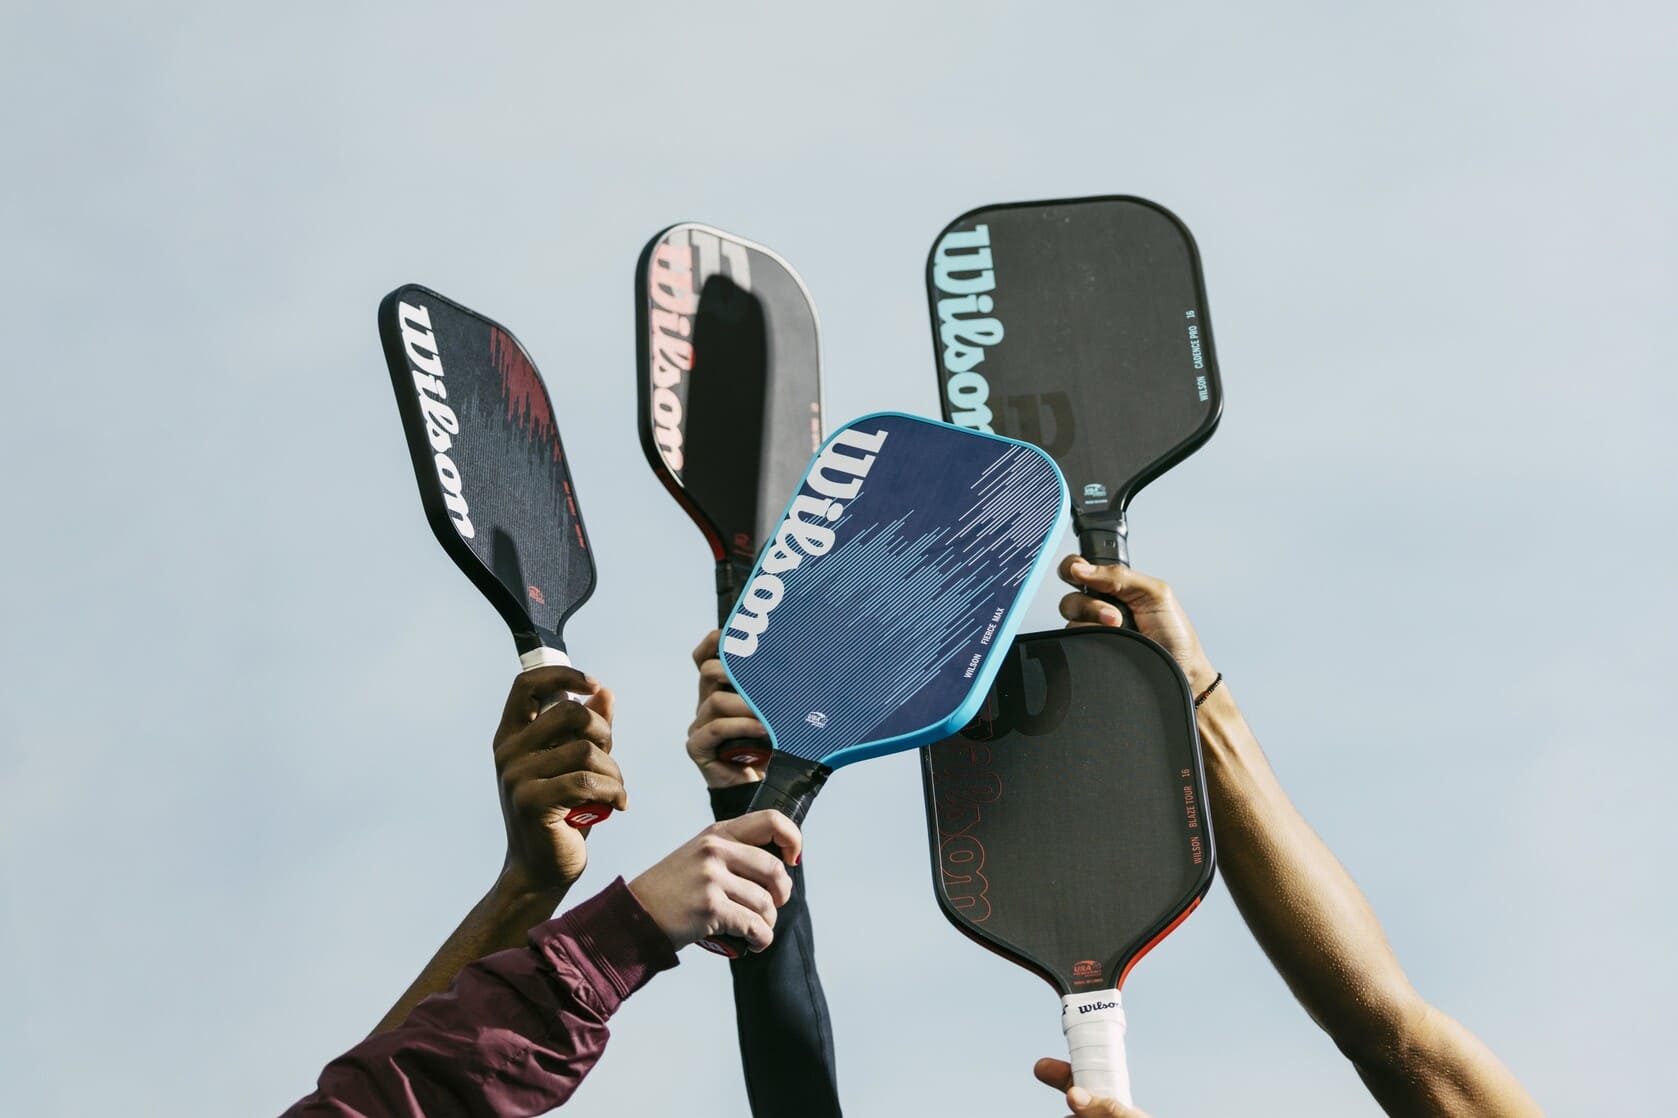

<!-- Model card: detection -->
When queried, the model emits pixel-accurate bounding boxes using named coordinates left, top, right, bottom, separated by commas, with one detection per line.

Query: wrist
left=623, top=873, right=686, bottom=949
left=1183, top=657, right=1219, bottom=696
left=490, top=863, right=570, bottom=922
left=1193, top=680, right=1247, bottom=752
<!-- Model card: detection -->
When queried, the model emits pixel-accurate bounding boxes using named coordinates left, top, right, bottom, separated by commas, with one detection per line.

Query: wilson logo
left=932, top=224, right=1004, bottom=433
left=1077, top=1000, right=1118, bottom=1016
left=722, top=426, right=889, bottom=657
left=646, top=240, right=697, bottom=472
left=646, top=228, right=755, bottom=475
left=934, top=740, right=1001, bottom=923
left=396, top=301, right=475, bottom=540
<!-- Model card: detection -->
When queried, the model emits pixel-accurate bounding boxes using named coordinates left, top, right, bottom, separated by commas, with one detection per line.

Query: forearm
left=372, top=869, right=567, bottom=1034
left=1198, top=687, right=1540, bottom=1116
left=290, top=878, right=676, bottom=1117
left=1195, top=687, right=1412, bottom=1050
left=711, top=785, right=843, bottom=1118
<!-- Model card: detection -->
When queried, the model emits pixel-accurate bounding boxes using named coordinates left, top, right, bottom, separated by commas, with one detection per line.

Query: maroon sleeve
left=284, top=877, right=679, bottom=1118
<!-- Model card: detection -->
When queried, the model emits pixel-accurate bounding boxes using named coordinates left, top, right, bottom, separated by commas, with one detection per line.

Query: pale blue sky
left=2, top=2, right=1672, bottom=1115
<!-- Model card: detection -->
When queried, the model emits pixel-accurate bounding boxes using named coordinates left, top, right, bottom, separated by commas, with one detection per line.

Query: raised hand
left=686, top=630, right=771, bottom=789
left=1033, top=1058, right=1156, bottom=1118
left=1056, top=557, right=1218, bottom=694
left=628, top=811, right=800, bottom=953
left=493, top=665, right=626, bottom=896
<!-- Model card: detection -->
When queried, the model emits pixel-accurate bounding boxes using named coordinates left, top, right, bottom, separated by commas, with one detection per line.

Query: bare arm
left=1059, top=557, right=1542, bottom=1118
left=370, top=871, right=570, bottom=1035
left=373, top=666, right=627, bottom=1033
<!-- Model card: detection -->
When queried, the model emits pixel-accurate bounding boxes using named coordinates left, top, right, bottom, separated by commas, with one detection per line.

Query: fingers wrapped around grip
left=627, top=812, right=801, bottom=953
left=497, top=666, right=601, bottom=735
left=500, top=740, right=628, bottom=814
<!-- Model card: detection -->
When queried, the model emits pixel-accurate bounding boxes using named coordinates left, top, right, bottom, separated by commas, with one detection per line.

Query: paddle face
left=379, top=285, right=596, bottom=656
left=720, top=412, right=1069, bottom=769
left=922, top=627, right=1214, bottom=995
left=927, top=196, right=1222, bottom=557
left=636, top=224, right=823, bottom=591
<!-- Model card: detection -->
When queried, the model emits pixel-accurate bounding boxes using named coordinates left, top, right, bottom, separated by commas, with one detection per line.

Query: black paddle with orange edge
left=922, top=626, right=1215, bottom=1105
left=636, top=223, right=823, bottom=767
left=378, top=285, right=611, bottom=827
left=926, top=195, right=1222, bottom=602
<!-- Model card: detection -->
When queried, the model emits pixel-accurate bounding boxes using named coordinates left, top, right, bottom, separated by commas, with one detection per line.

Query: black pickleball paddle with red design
left=378, top=285, right=610, bottom=827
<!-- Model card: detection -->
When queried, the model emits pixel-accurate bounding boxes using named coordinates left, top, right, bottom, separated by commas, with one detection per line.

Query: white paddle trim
left=1061, top=989, right=1131, bottom=1107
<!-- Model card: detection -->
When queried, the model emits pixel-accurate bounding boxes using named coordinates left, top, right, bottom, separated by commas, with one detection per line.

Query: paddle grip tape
left=699, top=755, right=831, bottom=959
left=516, top=646, right=612, bottom=828
left=714, top=565, right=773, bottom=768
left=1061, top=990, right=1132, bottom=1106
left=1074, top=521, right=1137, bottom=629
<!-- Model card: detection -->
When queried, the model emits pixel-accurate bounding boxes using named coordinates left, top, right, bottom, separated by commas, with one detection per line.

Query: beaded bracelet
left=1193, top=672, right=1224, bottom=709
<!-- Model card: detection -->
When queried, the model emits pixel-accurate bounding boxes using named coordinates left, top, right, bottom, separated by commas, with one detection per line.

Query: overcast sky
left=2, top=3, right=1672, bottom=1115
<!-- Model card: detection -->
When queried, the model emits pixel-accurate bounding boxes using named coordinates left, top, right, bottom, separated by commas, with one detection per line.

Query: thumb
left=1068, top=1084, right=1147, bottom=1117
left=584, top=685, right=615, bottom=722
left=1060, top=555, right=1169, bottom=609
left=718, top=809, right=803, bottom=865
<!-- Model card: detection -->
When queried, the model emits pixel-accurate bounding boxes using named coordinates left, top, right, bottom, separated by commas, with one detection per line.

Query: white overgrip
left=1061, top=989, right=1131, bottom=1107
left=518, top=646, right=574, bottom=713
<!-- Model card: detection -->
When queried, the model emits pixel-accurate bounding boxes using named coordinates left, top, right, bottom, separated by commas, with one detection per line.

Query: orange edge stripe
left=1117, top=898, right=1201, bottom=989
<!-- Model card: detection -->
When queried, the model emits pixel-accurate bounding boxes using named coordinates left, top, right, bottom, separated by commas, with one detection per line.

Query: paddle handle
left=1061, top=990, right=1132, bottom=1107
left=714, top=564, right=773, bottom=768
left=517, top=646, right=612, bottom=828
left=699, top=754, right=830, bottom=959
left=1078, top=523, right=1137, bottom=631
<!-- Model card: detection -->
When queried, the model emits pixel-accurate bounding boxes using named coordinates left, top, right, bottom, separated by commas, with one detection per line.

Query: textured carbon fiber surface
left=922, top=627, right=1214, bottom=995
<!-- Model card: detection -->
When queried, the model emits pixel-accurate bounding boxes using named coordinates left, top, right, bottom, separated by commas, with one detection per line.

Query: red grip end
left=565, top=804, right=613, bottom=828
left=718, top=743, right=772, bottom=767
left=697, top=936, right=744, bottom=959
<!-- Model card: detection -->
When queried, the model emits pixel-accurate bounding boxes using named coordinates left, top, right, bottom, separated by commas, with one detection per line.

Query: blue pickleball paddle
left=702, top=411, right=1068, bottom=956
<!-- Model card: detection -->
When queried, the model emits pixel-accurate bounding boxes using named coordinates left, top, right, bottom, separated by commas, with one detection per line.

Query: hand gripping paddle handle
left=1061, top=990, right=1132, bottom=1107
left=697, top=753, right=830, bottom=958
left=1078, top=520, right=1138, bottom=631
left=713, top=565, right=774, bottom=769
left=517, top=646, right=613, bottom=828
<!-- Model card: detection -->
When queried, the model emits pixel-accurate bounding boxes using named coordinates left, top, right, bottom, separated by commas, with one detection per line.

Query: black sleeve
left=710, top=784, right=843, bottom=1118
